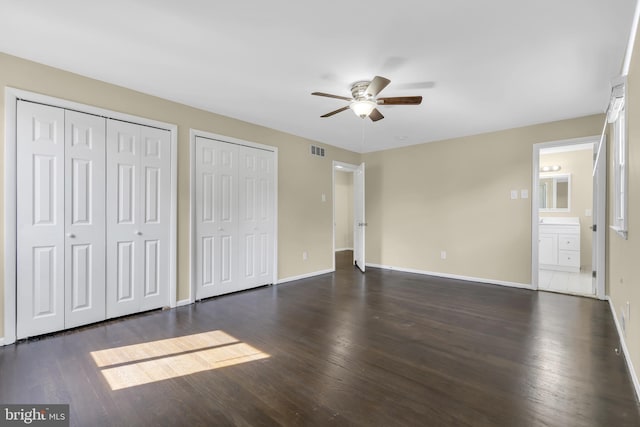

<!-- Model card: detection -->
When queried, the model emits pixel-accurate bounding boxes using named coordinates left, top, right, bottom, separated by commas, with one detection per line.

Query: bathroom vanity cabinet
left=539, top=218, right=581, bottom=273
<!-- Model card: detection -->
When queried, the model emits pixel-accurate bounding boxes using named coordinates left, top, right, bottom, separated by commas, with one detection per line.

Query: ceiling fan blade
left=377, top=96, right=423, bottom=105
left=321, top=106, right=350, bottom=118
left=312, top=92, right=353, bottom=101
left=365, top=76, right=391, bottom=97
left=369, top=108, right=384, bottom=122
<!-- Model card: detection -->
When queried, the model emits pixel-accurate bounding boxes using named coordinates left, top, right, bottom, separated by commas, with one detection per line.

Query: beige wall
left=607, top=25, right=640, bottom=387
left=3, top=51, right=631, bottom=385
left=539, top=149, right=594, bottom=270
left=363, top=115, right=604, bottom=285
left=0, top=52, right=360, bottom=337
left=334, top=171, right=354, bottom=250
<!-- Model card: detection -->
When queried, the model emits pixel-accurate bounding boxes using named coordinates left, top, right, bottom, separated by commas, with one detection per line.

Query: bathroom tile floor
left=538, top=269, right=594, bottom=296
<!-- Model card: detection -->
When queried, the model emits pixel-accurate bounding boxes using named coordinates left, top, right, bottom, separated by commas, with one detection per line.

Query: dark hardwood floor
left=1, top=250, right=639, bottom=426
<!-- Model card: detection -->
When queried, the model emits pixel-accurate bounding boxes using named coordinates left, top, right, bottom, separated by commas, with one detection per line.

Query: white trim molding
left=277, top=269, right=334, bottom=285
left=176, top=299, right=192, bottom=308
left=607, top=297, right=640, bottom=402
left=3, top=87, right=179, bottom=345
left=0, top=338, right=5, bottom=347
left=366, top=263, right=532, bottom=290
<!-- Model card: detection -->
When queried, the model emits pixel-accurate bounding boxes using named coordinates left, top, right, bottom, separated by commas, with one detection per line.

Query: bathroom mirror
left=539, top=174, right=570, bottom=211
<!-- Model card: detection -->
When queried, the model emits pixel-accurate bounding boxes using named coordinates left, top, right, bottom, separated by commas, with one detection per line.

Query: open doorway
left=332, top=161, right=365, bottom=272
left=532, top=136, right=606, bottom=299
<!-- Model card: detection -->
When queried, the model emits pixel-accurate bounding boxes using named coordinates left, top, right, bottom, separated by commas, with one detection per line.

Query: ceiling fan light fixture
left=350, top=100, right=376, bottom=118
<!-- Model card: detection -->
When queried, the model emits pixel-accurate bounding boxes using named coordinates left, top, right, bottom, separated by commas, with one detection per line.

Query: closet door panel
left=138, top=126, right=170, bottom=310
left=106, top=120, right=141, bottom=317
left=106, top=121, right=170, bottom=316
left=64, top=110, right=106, bottom=328
left=16, top=101, right=65, bottom=338
left=195, top=137, right=239, bottom=299
left=238, top=147, right=274, bottom=288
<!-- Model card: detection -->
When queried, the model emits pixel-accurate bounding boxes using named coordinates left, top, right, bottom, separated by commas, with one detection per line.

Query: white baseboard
left=176, top=299, right=192, bottom=307
left=607, top=297, right=640, bottom=402
left=277, top=269, right=334, bottom=284
left=335, top=247, right=353, bottom=252
left=0, top=337, right=4, bottom=347
left=366, top=263, right=533, bottom=290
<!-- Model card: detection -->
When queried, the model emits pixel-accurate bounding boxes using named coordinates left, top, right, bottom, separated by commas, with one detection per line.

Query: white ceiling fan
left=312, top=76, right=422, bottom=122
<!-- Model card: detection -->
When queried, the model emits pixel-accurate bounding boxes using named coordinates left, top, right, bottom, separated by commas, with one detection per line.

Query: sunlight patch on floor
left=90, top=330, right=269, bottom=390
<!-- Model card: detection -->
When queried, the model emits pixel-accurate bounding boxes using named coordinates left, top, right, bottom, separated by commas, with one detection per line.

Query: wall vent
left=310, top=145, right=325, bottom=157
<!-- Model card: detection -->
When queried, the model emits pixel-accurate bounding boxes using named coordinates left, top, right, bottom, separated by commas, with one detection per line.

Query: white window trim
left=610, top=79, right=628, bottom=239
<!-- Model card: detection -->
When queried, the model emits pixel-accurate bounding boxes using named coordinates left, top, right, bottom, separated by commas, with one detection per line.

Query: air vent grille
left=310, top=145, right=325, bottom=157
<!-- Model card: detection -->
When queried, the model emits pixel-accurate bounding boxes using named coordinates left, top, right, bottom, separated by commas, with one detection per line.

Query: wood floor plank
left=1, top=250, right=639, bottom=426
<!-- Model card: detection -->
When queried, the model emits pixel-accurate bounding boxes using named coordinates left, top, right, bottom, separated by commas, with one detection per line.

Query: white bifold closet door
left=17, top=102, right=106, bottom=338
left=16, top=101, right=171, bottom=339
left=106, top=120, right=171, bottom=318
left=195, top=136, right=275, bottom=299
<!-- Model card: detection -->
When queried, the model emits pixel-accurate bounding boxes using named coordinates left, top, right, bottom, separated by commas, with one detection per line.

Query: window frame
left=611, top=80, right=628, bottom=239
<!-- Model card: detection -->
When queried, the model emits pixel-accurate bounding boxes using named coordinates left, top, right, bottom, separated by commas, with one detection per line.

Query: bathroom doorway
left=532, top=136, right=606, bottom=299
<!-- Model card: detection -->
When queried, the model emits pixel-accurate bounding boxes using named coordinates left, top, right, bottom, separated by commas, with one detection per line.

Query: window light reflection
left=90, top=330, right=269, bottom=390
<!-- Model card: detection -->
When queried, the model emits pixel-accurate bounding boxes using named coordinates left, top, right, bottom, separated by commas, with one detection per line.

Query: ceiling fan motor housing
left=351, top=81, right=373, bottom=100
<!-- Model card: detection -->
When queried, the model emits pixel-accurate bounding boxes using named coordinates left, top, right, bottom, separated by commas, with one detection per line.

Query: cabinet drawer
left=558, top=234, right=579, bottom=251
left=558, top=250, right=580, bottom=267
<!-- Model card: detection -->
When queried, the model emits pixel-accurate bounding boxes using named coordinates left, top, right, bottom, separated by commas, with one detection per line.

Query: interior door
left=592, top=138, right=606, bottom=297
left=106, top=120, right=170, bottom=317
left=16, top=101, right=66, bottom=338
left=354, top=162, right=366, bottom=272
left=195, top=137, right=239, bottom=299
left=238, top=147, right=275, bottom=289
left=106, top=120, right=140, bottom=317
left=138, top=125, right=171, bottom=311
left=64, top=110, right=106, bottom=328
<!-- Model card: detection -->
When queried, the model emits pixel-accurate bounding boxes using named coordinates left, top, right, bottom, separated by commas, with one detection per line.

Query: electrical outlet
left=441, top=251, right=447, bottom=260
left=302, top=251, right=308, bottom=261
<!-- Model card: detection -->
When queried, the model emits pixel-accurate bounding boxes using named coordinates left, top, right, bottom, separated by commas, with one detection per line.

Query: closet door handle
left=135, top=231, right=143, bottom=236
left=66, top=233, right=75, bottom=238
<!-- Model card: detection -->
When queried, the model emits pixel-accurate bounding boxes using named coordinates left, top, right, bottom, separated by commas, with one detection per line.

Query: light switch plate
left=511, top=190, right=518, bottom=200
left=521, top=189, right=529, bottom=199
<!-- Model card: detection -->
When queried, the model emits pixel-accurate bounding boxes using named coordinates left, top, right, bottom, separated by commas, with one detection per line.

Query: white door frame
left=189, top=128, right=278, bottom=303
left=531, top=135, right=606, bottom=299
left=332, top=161, right=361, bottom=271
left=3, top=88, right=178, bottom=345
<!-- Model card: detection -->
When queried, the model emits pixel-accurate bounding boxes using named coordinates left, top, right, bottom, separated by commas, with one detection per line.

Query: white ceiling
left=1, top=0, right=636, bottom=153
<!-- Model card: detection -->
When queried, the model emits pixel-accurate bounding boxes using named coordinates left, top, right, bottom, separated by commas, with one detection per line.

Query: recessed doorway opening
left=532, top=136, right=606, bottom=299
left=332, top=162, right=365, bottom=272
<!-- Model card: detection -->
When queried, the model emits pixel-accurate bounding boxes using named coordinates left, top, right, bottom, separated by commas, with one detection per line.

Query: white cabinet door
left=64, top=110, right=106, bottom=328
left=195, top=137, right=239, bottom=299
left=539, top=233, right=558, bottom=265
left=17, top=101, right=66, bottom=338
left=238, top=147, right=275, bottom=288
left=106, top=120, right=170, bottom=317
